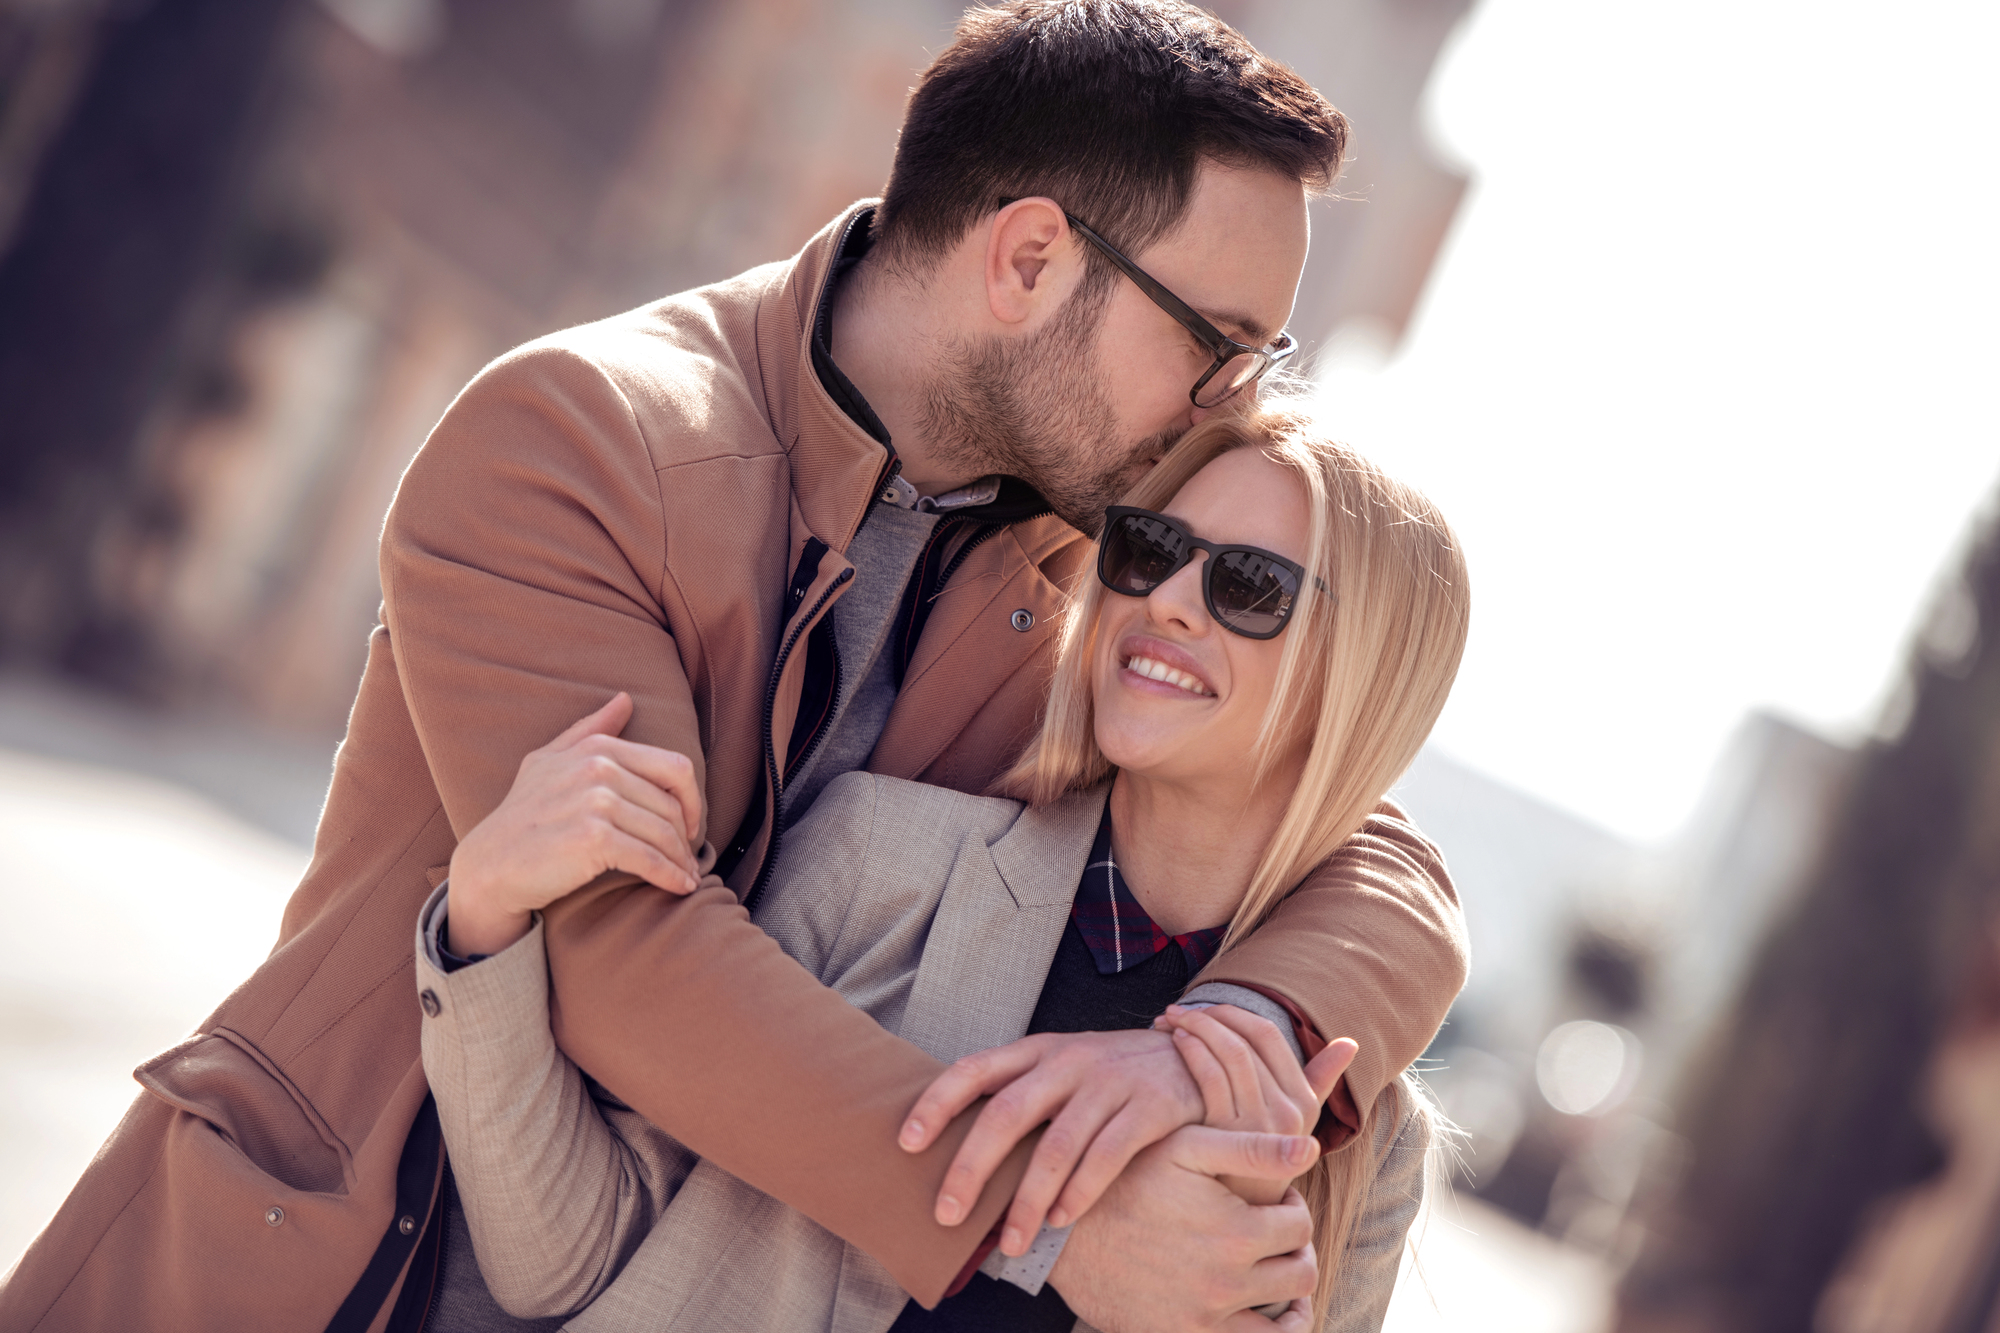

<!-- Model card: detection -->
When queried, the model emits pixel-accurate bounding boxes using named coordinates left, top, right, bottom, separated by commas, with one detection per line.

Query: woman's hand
left=445, top=692, right=706, bottom=957
left=1156, top=1004, right=1357, bottom=1205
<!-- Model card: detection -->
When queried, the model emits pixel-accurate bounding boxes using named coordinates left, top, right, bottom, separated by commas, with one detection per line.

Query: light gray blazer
left=415, top=773, right=1430, bottom=1333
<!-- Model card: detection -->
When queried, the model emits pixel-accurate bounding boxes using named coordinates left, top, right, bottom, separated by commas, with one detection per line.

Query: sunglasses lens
left=1210, top=549, right=1299, bottom=636
left=1101, top=513, right=1185, bottom=594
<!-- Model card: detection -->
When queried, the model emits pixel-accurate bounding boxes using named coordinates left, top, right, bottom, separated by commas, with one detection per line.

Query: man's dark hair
left=875, top=0, right=1347, bottom=277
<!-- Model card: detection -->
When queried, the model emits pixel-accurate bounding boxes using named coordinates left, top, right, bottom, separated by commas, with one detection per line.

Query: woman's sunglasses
left=1097, top=505, right=1311, bottom=640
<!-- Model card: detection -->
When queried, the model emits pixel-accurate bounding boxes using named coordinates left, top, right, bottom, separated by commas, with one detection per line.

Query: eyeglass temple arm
left=996, top=196, right=1227, bottom=351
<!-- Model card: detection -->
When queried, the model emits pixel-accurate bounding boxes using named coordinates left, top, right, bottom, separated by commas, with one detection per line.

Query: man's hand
left=1157, top=1004, right=1358, bottom=1204
left=1048, top=1125, right=1322, bottom=1332
left=447, top=692, right=705, bottom=956
left=899, top=1029, right=1205, bottom=1254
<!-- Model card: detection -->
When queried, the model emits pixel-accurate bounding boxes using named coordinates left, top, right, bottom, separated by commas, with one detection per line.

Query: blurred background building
left=0, top=0, right=1470, bottom=729
left=3, top=1, right=1998, bottom=1330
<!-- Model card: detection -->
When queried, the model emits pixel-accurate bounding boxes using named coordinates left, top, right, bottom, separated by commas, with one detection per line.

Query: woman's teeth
left=1125, top=655, right=1212, bottom=696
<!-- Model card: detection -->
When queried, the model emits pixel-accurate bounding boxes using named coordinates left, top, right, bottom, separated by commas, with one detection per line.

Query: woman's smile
left=1117, top=634, right=1216, bottom=698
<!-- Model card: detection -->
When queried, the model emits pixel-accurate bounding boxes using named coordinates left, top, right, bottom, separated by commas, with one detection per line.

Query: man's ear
left=984, top=197, right=1078, bottom=328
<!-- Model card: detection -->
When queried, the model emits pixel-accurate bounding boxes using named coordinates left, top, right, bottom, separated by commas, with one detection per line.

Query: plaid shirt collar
left=1071, top=807, right=1226, bottom=976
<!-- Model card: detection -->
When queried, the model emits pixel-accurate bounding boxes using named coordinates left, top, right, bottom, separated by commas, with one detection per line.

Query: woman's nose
left=1147, top=553, right=1210, bottom=633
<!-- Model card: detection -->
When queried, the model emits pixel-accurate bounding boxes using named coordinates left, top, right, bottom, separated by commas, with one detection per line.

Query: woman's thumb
left=1304, top=1038, right=1359, bottom=1106
left=550, top=691, right=633, bottom=749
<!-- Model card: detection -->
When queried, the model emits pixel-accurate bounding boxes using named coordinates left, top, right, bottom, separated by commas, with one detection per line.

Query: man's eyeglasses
left=999, top=197, right=1297, bottom=408
left=1098, top=505, right=1311, bottom=639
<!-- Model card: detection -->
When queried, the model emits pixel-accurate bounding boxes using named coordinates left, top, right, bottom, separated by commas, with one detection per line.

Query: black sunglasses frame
left=998, top=198, right=1296, bottom=408
left=1098, top=505, right=1312, bottom=640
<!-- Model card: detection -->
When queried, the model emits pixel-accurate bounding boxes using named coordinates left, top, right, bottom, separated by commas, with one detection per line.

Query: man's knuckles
left=1035, top=1121, right=1084, bottom=1166
left=984, top=1080, right=1044, bottom=1126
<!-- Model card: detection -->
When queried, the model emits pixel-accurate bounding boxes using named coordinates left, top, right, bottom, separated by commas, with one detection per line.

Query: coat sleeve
left=381, top=345, right=1030, bottom=1307
left=1191, top=797, right=1467, bottom=1143
left=414, top=888, right=692, bottom=1319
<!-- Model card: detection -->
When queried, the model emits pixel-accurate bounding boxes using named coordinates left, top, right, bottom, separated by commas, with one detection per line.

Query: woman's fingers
left=537, top=693, right=706, bottom=852
left=587, top=735, right=705, bottom=845
left=585, top=758, right=698, bottom=879
left=546, top=691, right=633, bottom=751
left=596, top=825, right=698, bottom=895
left=1173, top=1005, right=1315, bottom=1112
left=595, top=795, right=699, bottom=893
left=900, top=1039, right=1051, bottom=1154
left=1171, top=1027, right=1237, bottom=1124
left=1174, top=1009, right=1274, bottom=1127
left=1303, top=1039, right=1359, bottom=1107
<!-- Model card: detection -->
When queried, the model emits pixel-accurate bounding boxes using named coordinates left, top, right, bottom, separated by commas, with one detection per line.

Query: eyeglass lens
left=1194, top=351, right=1269, bottom=409
left=1102, top=512, right=1298, bottom=637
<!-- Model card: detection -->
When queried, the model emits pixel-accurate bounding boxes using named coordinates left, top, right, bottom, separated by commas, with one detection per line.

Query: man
left=1, top=3, right=1466, bottom=1331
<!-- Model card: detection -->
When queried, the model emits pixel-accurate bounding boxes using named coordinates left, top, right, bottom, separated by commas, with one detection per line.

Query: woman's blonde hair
left=1001, top=402, right=1470, bottom=1310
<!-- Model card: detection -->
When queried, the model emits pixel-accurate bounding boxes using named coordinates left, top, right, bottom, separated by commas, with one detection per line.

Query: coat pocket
left=136, top=1027, right=353, bottom=1195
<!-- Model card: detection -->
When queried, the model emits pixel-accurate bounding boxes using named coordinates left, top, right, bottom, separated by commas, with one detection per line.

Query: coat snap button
left=399, top=1214, right=418, bottom=1235
left=1009, top=609, right=1034, bottom=632
left=419, top=989, right=441, bottom=1018
left=265, top=1206, right=285, bottom=1227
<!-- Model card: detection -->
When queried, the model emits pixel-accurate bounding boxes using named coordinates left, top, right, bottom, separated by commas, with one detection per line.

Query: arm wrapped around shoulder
left=1192, top=797, right=1467, bottom=1144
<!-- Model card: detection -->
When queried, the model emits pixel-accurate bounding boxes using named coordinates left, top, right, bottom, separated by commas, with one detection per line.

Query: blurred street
left=0, top=676, right=319, bottom=1273
left=0, top=673, right=1614, bottom=1326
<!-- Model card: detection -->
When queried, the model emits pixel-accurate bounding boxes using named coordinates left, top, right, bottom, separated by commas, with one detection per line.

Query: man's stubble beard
left=918, top=283, right=1183, bottom=535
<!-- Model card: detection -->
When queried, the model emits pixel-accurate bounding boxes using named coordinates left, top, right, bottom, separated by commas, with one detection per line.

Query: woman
left=419, top=405, right=1471, bottom=1331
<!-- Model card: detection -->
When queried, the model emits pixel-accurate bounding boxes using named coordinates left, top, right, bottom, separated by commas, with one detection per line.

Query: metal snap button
left=398, top=1214, right=417, bottom=1235
left=419, top=989, right=441, bottom=1018
left=265, top=1206, right=284, bottom=1227
left=1010, top=608, right=1034, bottom=632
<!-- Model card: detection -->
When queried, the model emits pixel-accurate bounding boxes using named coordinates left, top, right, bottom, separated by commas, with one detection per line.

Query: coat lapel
left=830, top=784, right=1109, bottom=1333
left=895, top=785, right=1108, bottom=1064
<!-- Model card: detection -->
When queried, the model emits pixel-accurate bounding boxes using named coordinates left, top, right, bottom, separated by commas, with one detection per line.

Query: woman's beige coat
left=418, top=773, right=1431, bottom=1333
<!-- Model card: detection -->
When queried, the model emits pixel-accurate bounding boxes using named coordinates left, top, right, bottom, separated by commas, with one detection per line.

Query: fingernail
left=937, top=1195, right=961, bottom=1225
left=1285, top=1137, right=1314, bottom=1167
left=1001, top=1227, right=1023, bottom=1254
left=1164, top=1003, right=1185, bottom=1014
left=1048, top=1207, right=1068, bottom=1228
left=900, top=1119, right=924, bottom=1149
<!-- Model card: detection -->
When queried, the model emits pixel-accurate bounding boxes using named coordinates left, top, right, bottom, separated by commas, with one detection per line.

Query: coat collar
left=758, top=201, right=898, bottom=553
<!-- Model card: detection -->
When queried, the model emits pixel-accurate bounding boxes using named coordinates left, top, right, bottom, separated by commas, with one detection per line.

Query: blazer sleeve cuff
left=414, top=880, right=553, bottom=1064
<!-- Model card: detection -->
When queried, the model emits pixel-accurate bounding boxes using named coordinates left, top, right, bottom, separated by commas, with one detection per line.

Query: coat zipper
left=745, top=565, right=854, bottom=911
left=782, top=629, right=843, bottom=788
